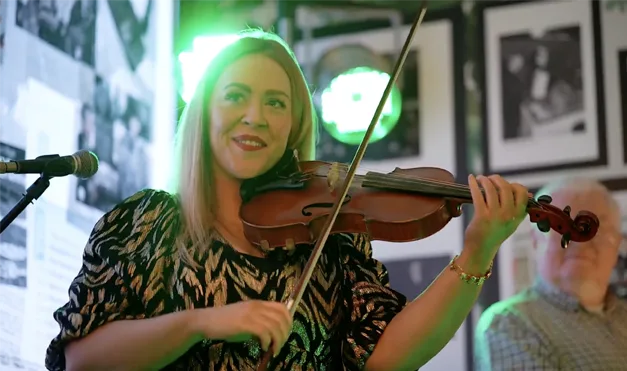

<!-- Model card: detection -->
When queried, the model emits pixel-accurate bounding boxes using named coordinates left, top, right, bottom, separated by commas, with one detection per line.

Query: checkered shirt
left=474, top=278, right=627, bottom=370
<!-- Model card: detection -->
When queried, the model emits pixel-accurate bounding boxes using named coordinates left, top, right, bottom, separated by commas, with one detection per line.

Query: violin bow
left=256, top=3, right=429, bottom=370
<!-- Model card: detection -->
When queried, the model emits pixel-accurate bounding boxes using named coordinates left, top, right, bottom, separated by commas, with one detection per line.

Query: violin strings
left=302, top=163, right=541, bottom=208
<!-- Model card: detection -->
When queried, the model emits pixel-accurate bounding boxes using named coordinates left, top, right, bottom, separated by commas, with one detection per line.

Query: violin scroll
left=527, top=194, right=600, bottom=248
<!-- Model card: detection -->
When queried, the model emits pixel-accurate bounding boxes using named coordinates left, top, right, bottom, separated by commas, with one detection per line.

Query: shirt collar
left=533, top=277, right=619, bottom=314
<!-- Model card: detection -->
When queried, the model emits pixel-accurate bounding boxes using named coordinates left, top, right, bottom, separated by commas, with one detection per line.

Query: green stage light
left=178, top=35, right=240, bottom=103
left=314, top=45, right=402, bottom=146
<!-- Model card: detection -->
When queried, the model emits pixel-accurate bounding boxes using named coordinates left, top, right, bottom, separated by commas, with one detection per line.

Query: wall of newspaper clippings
left=0, top=1, right=175, bottom=369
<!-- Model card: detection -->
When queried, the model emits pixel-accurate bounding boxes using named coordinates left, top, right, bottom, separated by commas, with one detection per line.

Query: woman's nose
left=243, top=103, right=267, bottom=127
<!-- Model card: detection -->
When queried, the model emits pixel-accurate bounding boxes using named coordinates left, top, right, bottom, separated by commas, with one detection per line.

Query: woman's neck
left=214, top=171, right=243, bottom=226
left=213, top=168, right=264, bottom=257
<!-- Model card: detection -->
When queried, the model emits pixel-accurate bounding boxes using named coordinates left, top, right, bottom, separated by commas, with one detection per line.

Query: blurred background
left=0, top=0, right=625, bottom=370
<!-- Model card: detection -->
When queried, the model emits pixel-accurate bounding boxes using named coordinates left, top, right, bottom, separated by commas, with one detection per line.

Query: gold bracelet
left=449, top=255, right=493, bottom=286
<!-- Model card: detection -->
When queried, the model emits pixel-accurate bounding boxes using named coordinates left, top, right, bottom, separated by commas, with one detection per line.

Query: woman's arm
left=66, top=310, right=204, bottom=371
left=366, top=174, right=528, bottom=371
left=365, top=242, right=491, bottom=371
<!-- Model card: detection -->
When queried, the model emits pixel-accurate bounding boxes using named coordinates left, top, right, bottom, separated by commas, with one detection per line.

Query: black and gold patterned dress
left=45, top=189, right=408, bottom=370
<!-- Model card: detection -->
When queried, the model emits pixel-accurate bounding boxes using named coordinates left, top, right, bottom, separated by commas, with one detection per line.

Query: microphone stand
left=0, top=172, right=53, bottom=235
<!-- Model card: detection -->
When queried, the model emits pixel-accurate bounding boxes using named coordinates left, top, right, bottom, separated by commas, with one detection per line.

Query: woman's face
left=209, top=53, right=293, bottom=180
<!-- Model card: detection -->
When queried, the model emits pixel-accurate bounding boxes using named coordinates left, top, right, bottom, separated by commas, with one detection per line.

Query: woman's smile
left=232, top=134, right=268, bottom=152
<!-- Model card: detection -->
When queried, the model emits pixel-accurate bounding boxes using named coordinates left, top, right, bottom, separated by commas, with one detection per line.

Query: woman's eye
left=267, top=99, right=286, bottom=109
left=225, top=92, right=244, bottom=103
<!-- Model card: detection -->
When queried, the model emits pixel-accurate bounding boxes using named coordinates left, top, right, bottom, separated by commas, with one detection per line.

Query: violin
left=245, top=4, right=600, bottom=370
left=240, top=156, right=600, bottom=252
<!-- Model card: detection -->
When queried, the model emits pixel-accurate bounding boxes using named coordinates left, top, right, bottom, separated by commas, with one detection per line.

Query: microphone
left=0, top=150, right=99, bottom=179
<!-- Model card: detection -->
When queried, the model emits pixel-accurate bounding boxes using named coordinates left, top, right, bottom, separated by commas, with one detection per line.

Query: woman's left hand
left=464, top=174, right=529, bottom=259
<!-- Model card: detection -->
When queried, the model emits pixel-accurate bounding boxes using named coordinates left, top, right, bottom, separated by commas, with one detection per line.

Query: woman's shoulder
left=90, top=189, right=180, bottom=261
left=100, top=188, right=178, bottom=226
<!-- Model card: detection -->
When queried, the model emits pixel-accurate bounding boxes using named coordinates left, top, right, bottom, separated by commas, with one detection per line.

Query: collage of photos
left=0, top=142, right=28, bottom=289
left=74, top=74, right=151, bottom=214
left=15, top=0, right=97, bottom=66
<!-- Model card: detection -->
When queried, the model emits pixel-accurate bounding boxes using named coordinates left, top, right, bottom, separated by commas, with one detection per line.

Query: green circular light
left=320, top=66, right=402, bottom=146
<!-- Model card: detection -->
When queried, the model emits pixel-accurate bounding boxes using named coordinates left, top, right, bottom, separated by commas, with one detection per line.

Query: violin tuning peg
left=561, top=233, right=571, bottom=249
left=563, top=205, right=571, bottom=216
left=538, top=195, right=553, bottom=204
left=285, top=238, right=295, bottom=250
left=537, top=219, right=551, bottom=233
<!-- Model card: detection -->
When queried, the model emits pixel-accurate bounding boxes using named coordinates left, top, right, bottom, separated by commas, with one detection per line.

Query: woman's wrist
left=457, top=239, right=497, bottom=275
left=184, top=308, right=208, bottom=343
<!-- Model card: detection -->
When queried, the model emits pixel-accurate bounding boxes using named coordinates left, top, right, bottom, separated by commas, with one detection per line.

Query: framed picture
left=293, top=7, right=467, bottom=181
left=620, top=50, right=627, bottom=164
left=478, top=0, right=606, bottom=176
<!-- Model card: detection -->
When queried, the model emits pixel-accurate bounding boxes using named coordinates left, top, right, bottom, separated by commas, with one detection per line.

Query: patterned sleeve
left=338, top=233, right=408, bottom=371
left=474, top=305, right=560, bottom=371
left=44, top=189, right=174, bottom=371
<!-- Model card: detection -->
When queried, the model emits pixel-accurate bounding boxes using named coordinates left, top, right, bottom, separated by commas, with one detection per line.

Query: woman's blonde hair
left=171, top=29, right=317, bottom=263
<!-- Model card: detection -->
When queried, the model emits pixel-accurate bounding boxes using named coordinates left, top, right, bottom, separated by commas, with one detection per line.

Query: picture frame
left=292, top=7, right=467, bottom=182
left=478, top=0, right=607, bottom=176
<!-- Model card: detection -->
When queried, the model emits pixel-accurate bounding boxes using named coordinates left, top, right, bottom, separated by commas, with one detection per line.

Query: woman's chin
left=229, top=164, right=271, bottom=181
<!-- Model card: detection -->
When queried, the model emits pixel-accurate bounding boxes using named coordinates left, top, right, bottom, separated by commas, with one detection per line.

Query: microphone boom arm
left=0, top=172, right=52, bottom=234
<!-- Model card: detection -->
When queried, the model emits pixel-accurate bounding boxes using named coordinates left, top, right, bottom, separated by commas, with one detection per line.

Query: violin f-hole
left=301, top=195, right=352, bottom=216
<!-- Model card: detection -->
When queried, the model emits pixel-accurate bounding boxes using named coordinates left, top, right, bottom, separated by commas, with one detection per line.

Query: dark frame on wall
left=620, top=49, right=627, bottom=165
left=477, top=0, right=607, bottom=177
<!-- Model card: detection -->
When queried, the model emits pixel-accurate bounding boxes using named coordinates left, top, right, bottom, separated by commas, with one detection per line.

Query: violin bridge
left=327, top=162, right=341, bottom=192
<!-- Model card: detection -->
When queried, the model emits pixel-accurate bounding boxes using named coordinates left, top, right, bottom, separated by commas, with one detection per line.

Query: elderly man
left=474, top=178, right=627, bottom=370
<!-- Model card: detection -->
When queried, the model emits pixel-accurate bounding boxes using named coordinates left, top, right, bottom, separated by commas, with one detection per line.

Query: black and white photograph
left=73, top=74, right=151, bottom=214
left=95, top=0, right=155, bottom=98
left=0, top=0, right=6, bottom=65
left=619, top=50, right=627, bottom=164
left=0, top=143, right=26, bottom=222
left=14, top=0, right=97, bottom=66
left=480, top=0, right=605, bottom=176
left=315, top=50, right=420, bottom=163
left=106, top=0, right=152, bottom=72
left=0, top=224, right=27, bottom=288
left=294, top=12, right=464, bottom=176
left=500, top=27, right=585, bottom=140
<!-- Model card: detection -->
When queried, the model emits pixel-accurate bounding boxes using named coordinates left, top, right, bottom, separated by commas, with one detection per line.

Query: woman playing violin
left=45, top=30, right=530, bottom=371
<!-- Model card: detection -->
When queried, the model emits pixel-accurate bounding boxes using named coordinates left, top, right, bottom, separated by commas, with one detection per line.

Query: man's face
left=534, top=190, right=621, bottom=293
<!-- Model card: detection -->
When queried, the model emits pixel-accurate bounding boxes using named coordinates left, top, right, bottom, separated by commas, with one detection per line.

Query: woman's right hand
left=194, top=301, right=293, bottom=356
